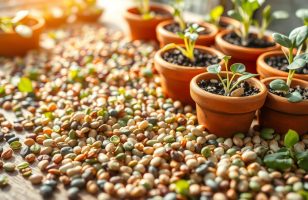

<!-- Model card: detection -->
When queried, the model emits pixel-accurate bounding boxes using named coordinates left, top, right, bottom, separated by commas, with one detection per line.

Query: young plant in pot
left=259, top=26, right=308, bottom=135
left=154, top=24, right=224, bottom=105
left=74, top=0, right=104, bottom=22
left=0, top=10, right=45, bottom=57
left=124, top=0, right=172, bottom=41
left=257, top=25, right=308, bottom=81
left=38, top=5, right=69, bottom=27
left=204, top=5, right=240, bottom=32
left=156, top=0, right=218, bottom=47
left=215, top=0, right=288, bottom=73
left=190, top=56, right=267, bottom=137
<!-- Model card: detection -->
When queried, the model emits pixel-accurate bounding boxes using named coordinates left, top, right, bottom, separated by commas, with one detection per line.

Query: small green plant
left=206, top=56, right=258, bottom=96
left=172, top=0, right=186, bottom=31
left=253, top=5, right=289, bottom=39
left=264, top=129, right=308, bottom=171
left=0, top=10, right=32, bottom=38
left=204, top=5, right=224, bottom=27
left=296, top=9, right=308, bottom=53
left=270, top=25, right=308, bottom=102
left=228, top=0, right=287, bottom=45
left=161, top=24, right=204, bottom=62
left=135, top=0, right=153, bottom=20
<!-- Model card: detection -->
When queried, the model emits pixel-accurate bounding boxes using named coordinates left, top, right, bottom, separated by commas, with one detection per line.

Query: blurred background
left=0, top=0, right=306, bottom=34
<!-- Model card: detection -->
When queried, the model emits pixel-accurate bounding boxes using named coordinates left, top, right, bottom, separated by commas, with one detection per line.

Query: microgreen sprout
left=253, top=5, right=289, bottom=39
left=270, top=25, right=308, bottom=102
left=204, top=5, right=224, bottom=27
left=171, top=0, right=186, bottom=31
left=228, top=0, right=287, bottom=45
left=264, top=129, right=308, bottom=171
left=161, top=24, right=204, bottom=62
left=0, top=10, right=32, bottom=38
left=135, top=0, right=153, bottom=20
left=207, top=56, right=258, bottom=96
left=296, top=9, right=308, bottom=53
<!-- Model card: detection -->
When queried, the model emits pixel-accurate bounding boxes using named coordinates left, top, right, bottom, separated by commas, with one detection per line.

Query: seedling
left=296, top=9, right=308, bottom=53
left=264, top=129, right=308, bottom=171
left=161, top=24, right=204, bottom=62
left=135, top=0, right=153, bottom=20
left=0, top=10, right=32, bottom=38
left=204, top=5, right=224, bottom=27
left=253, top=5, right=289, bottom=39
left=207, top=56, right=258, bottom=96
left=228, top=0, right=287, bottom=45
left=270, top=25, right=308, bottom=102
left=171, top=0, right=186, bottom=31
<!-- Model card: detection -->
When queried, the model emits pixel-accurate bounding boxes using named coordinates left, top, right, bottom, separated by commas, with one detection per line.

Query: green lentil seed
left=201, top=146, right=211, bottom=158
left=10, top=141, right=22, bottom=150
left=3, top=162, right=16, bottom=172
left=0, top=175, right=8, bottom=188
left=110, top=135, right=120, bottom=144
left=17, top=162, right=30, bottom=170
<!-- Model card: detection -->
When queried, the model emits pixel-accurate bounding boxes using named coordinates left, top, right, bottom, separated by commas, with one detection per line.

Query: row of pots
left=124, top=4, right=307, bottom=136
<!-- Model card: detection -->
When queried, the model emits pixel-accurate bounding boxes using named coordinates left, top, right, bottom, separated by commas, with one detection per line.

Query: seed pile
left=0, top=24, right=307, bottom=200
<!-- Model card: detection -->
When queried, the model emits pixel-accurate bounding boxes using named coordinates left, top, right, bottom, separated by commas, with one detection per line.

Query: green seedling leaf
left=175, top=179, right=190, bottom=196
left=284, top=129, right=299, bottom=148
left=230, top=63, right=246, bottom=74
left=18, top=77, right=33, bottom=93
left=296, top=9, right=308, bottom=20
left=207, top=64, right=221, bottom=74
left=272, top=33, right=292, bottom=48
left=296, top=151, right=308, bottom=171
left=289, top=25, right=308, bottom=48
left=269, top=79, right=289, bottom=92
left=294, top=52, right=308, bottom=61
left=264, top=149, right=293, bottom=171
left=287, top=58, right=306, bottom=70
left=15, top=25, right=33, bottom=38
left=260, top=128, right=275, bottom=140
left=236, top=73, right=258, bottom=83
left=177, top=32, right=185, bottom=39
left=272, top=10, right=289, bottom=19
left=287, top=91, right=303, bottom=103
left=227, top=10, right=242, bottom=21
left=298, top=190, right=308, bottom=200
left=222, top=55, right=231, bottom=63
left=210, top=5, right=224, bottom=22
left=262, top=5, right=271, bottom=22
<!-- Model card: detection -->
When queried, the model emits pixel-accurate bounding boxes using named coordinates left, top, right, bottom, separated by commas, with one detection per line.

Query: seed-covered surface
left=0, top=24, right=308, bottom=200
left=265, top=55, right=308, bottom=74
left=223, top=32, right=275, bottom=48
left=198, top=79, right=260, bottom=97
left=162, top=49, right=221, bottom=67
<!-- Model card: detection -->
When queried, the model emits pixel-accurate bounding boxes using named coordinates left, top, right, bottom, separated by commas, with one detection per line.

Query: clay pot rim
left=257, top=51, right=308, bottom=78
left=261, top=77, right=308, bottom=105
left=0, top=16, right=45, bottom=36
left=191, top=71, right=267, bottom=101
left=156, top=20, right=218, bottom=40
left=218, top=16, right=241, bottom=28
left=155, top=45, right=225, bottom=71
left=124, top=4, right=172, bottom=21
left=77, top=7, right=104, bottom=16
left=215, top=30, right=280, bottom=52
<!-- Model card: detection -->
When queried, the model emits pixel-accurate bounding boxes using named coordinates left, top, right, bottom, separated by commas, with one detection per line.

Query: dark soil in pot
left=198, top=80, right=260, bottom=96
left=269, top=85, right=308, bottom=100
left=265, top=55, right=308, bottom=74
left=223, top=32, right=275, bottom=48
left=164, top=22, right=210, bottom=35
left=162, top=49, right=221, bottom=67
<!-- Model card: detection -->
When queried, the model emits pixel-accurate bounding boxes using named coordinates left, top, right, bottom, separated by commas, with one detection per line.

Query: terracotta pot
left=215, top=30, right=280, bottom=73
left=257, top=51, right=308, bottom=81
left=190, top=72, right=267, bottom=137
left=0, top=16, right=45, bottom=57
left=45, top=15, right=68, bottom=27
left=154, top=45, right=224, bottom=105
left=124, top=4, right=172, bottom=41
left=77, top=8, right=103, bottom=22
left=156, top=20, right=218, bottom=47
left=259, top=77, right=308, bottom=135
left=218, top=16, right=240, bottom=32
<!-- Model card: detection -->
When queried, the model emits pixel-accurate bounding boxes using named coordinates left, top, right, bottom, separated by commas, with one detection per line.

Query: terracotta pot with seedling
left=257, top=9, right=308, bottom=80
left=74, top=0, right=103, bottom=22
left=0, top=10, right=45, bottom=57
left=124, top=0, right=172, bottom=41
left=215, top=0, right=288, bottom=73
left=41, top=6, right=69, bottom=27
left=260, top=25, right=308, bottom=135
left=156, top=0, right=218, bottom=47
left=190, top=56, right=267, bottom=137
left=154, top=24, right=224, bottom=105
left=204, top=5, right=240, bottom=32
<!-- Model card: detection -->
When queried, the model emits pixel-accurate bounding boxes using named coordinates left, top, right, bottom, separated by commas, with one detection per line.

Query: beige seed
left=29, top=174, right=43, bottom=185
